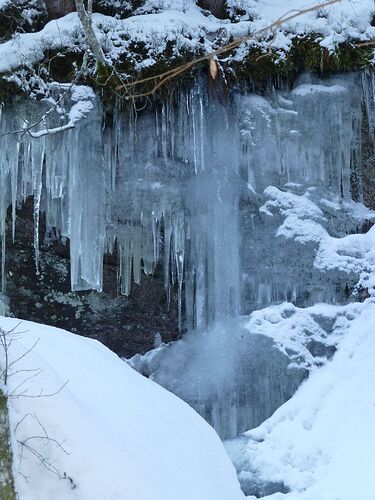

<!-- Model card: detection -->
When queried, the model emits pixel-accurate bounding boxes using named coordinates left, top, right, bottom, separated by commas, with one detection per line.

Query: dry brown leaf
left=209, top=58, right=218, bottom=80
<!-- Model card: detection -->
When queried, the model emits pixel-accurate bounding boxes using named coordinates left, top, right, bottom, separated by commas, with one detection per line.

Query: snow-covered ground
left=227, top=298, right=375, bottom=500
left=0, top=317, right=244, bottom=500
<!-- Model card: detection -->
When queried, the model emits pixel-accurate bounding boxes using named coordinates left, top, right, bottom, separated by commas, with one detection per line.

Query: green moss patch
left=0, top=391, right=16, bottom=500
left=231, top=35, right=374, bottom=90
left=0, top=32, right=373, bottom=107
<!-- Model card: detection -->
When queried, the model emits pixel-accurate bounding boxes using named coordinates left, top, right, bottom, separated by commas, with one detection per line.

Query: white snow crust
left=0, top=1, right=374, bottom=75
left=0, top=316, right=244, bottom=500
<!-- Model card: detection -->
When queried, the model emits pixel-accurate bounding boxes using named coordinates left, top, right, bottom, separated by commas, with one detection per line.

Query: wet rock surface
left=4, top=198, right=180, bottom=358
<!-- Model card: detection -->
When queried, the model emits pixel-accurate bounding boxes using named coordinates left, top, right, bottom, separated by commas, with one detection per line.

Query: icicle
left=161, top=102, right=168, bottom=165
left=10, top=139, right=20, bottom=242
left=362, top=70, right=375, bottom=136
left=152, top=214, right=160, bottom=264
left=163, top=211, right=172, bottom=306
left=118, top=232, right=132, bottom=296
left=69, top=101, right=105, bottom=292
left=132, top=225, right=142, bottom=285
left=199, top=93, right=205, bottom=172
left=31, top=137, right=45, bottom=273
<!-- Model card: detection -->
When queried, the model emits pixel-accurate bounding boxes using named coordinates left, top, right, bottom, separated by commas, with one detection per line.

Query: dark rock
left=197, top=0, right=226, bottom=19
left=4, top=197, right=179, bottom=358
left=45, top=0, right=75, bottom=20
left=305, top=339, right=336, bottom=359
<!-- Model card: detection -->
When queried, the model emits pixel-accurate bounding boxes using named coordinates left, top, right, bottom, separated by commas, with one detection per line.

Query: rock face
left=45, top=0, right=75, bottom=20
left=197, top=0, right=226, bottom=18
left=5, top=199, right=179, bottom=358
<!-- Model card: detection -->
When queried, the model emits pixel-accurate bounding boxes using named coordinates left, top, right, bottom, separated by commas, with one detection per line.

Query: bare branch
left=11, top=379, right=69, bottom=399
left=8, top=369, right=43, bottom=398
left=6, top=338, right=40, bottom=373
left=116, top=0, right=343, bottom=98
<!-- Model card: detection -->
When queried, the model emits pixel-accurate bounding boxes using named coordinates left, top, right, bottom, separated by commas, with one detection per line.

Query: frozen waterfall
left=0, top=73, right=372, bottom=322
left=1, top=72, right=375, bottom=438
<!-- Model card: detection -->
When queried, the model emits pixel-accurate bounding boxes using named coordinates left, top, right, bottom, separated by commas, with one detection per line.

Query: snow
left=0, top=0, right=374, bottom=75
left=0, top=316, right=244, bottom=500
left=291, top=83, right=347, bottom=96
left=261, top=185, right=375, bottom=294
left=244, top=300, right=361, bottom=369
left=229, top=298, right=375, bottom=500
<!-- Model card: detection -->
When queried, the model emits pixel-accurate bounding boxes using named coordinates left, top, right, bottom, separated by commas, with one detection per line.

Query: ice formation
left=1, top=71, right=375, bottom=439
left=0, top=82, right=243, bottom=331
left=128, top=71, right=375, bottom=439
left=1, top=72, right=374, bottom=324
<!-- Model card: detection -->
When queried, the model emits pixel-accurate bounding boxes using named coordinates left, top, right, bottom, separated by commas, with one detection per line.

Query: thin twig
left=116, top=0, right=343, bottom=98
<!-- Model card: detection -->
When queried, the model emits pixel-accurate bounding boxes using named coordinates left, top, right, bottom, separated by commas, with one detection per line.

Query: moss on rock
left=231, top=36, right=374, bottom=90
left=0, top=390, right=16, bottom=500
left=0, top=32, right=373, bottom=108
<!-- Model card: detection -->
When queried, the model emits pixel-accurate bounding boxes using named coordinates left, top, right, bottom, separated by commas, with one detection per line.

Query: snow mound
left=228, top=299, right=375, bottom=500
left=0, top=317, right=244, bottom=500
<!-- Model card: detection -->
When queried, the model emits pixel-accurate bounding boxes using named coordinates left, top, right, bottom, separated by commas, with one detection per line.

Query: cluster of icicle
left=0, top=72, right=373, bottom=329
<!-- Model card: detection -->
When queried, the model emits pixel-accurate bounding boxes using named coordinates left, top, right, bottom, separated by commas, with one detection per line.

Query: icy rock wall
left=0, top=88, right=242, bottom=331
left=240, top=73, right=369, bottom=312
left=1, top=72, right=374, bottom=328
left=129, top=72, right=375, bottom=440
left=1, top=71, right=375, bottom=440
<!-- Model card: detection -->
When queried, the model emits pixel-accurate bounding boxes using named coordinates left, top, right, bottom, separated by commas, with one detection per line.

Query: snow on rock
left=261, top=186, right=375, bottom=293
left=0, top=317, right=244, bottom=500
left=244, top=300, right=362, bottom=369
left=0, top=0, right=374, bottom=75
left=228, top=298, right=375, bottom=500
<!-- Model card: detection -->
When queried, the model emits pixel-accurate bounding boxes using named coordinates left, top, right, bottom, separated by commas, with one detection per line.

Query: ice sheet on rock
left=245, top=301, right=361, bottom=369
left=128, top=301, right=360, bottom=440
left=128, top=318, right=308, bottom=439
left=240, top=74, right=361, bottom=195
left=259, top=185, right=375, bottom=298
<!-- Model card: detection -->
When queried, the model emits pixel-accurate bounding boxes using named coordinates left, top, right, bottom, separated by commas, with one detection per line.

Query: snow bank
left=229, top=299, right=375, bottom=500
left=0, top=317, right=244, bottom=500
